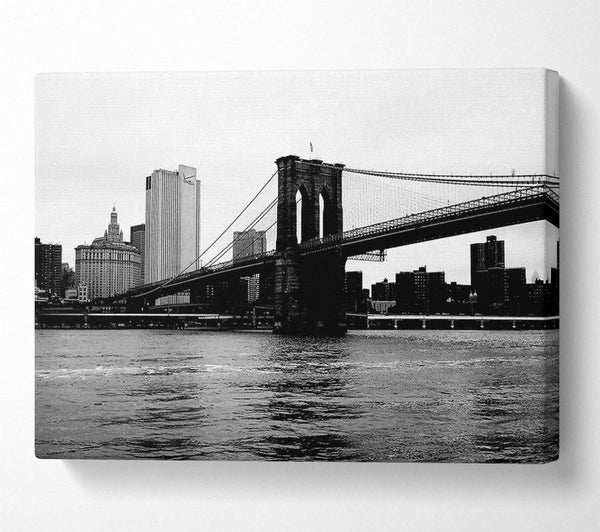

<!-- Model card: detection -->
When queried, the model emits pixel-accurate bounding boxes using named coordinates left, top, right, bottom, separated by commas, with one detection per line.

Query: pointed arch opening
left=319, top=187, right=336, bottom=238
left=295, top=185, right=311, bottom=243
left=319, top=193, right=325, bottom=239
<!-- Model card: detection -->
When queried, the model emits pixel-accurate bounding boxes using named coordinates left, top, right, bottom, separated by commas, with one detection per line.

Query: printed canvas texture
left=35, top=69, right=559, bottom=461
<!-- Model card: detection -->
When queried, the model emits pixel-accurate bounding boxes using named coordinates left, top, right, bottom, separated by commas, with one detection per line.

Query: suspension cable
left=302, top=160, right=559, bottom=186
left=203, top=197, right=278, bottom=268
left=134, top=169, right=278, bottom=299
left=205, top=195, right=304, bottom=269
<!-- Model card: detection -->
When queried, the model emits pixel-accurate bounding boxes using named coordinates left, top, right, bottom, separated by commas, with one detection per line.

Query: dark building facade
left=526, top=279, right=554, bottom=316
left=503, top=267, right=527, bottom=315
left=476, top=268, right=506, bottom=311
left=445, top=282, right=472, bottom=314
left=345, top=271, right=367, bottom=312
left=394, top=271, right=414, bottom=312
left=470, top=235, right=505, bottom=285
left=550, top=267, right=559, bottom=315
left=197, top=278, right=249, bottom=313
left=130, top=223, right=145, bottom=286
left=233, top=229, right=266, bottom=260
left=395, top=266, right=445, bottom=313
left=233, top=229, right=267, bottom=303
left=470, top=235, right=506, bottom=313
left=371, top=278, right=396, bottom=301
left=35, top=237, right=62, bottom=295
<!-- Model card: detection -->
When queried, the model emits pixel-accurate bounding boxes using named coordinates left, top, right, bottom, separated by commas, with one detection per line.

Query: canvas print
left=35, top=69, right=559, bottom=461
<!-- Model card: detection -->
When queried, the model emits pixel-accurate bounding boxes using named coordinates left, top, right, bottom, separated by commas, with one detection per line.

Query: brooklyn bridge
left=101, top=155, right=559, bottom=334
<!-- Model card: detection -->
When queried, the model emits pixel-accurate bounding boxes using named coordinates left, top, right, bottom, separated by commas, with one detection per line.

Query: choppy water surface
left=35, top=329, right=558, bottom=462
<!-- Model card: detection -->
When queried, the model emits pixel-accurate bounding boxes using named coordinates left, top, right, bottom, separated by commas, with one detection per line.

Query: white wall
left=3, top=1, right=599, bottom=530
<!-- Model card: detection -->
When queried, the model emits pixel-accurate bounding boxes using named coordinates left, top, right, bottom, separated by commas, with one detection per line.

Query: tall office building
left=75, top=207, right=141, bottom=299
left=394, top=271, right=415, bottom=311
left=130, top=223, right=145, bottom=285
left=470, top=235, right=506, bottom=311
left=233, top=229, right=266, bottom=303
left=145, top=165, right=201, bottom=305
left=35, top=237, right=62, bottom=295
left=232, top=229, right=266, bottom=260
left=395, top=266, right=445, bottom=313
left=470, top=235, right=505, bottom=287
left=345, top=271, right=366, bottom=312
left=504, top=267, right=527, bottom=315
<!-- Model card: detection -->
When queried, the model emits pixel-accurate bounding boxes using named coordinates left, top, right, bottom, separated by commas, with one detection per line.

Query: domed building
left=75, top=206, right=141, bottom=300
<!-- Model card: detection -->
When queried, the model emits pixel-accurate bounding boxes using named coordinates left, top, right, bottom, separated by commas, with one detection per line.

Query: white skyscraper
left=145, top=164, right=201, bottom=305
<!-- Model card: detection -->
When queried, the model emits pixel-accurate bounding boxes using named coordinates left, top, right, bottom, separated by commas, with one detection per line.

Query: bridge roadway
left=107, top=185, right=559, bottom=304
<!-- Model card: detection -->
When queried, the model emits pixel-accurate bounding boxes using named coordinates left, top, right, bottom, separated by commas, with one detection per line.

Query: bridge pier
left=274, top=250, right=346, bottom=335
left=273, top=250, right=302, bottom=333
left=273, top=155, right=346, bottom=335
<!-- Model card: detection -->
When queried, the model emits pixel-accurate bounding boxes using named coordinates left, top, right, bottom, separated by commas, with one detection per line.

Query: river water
left=35, top=329, right=558, bottom=462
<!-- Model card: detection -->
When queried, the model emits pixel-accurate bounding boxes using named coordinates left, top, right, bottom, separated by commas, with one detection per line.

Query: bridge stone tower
left=274, top=155, right=347, bottom=334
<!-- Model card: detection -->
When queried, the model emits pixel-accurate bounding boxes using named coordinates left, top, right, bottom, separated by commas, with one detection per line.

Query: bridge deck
left=108, top=185, right=558, bottom=303
left=301, top=185, right=558, bottom=256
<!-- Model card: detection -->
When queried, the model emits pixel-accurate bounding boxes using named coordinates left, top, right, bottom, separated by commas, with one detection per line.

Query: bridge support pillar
left=125, top=296, right=146, bottom=313
left=274, top=250, right=346, bottom=335
left=274, top=250, right=302, bottom=333
left=273, top=155, right=346, bottom=335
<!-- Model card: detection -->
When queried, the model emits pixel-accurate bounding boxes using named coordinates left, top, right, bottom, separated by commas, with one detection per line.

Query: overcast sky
left=35, top=69, right=559, bottom=287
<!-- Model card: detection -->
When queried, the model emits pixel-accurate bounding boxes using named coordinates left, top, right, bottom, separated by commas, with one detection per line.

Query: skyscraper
left=35, top=237, right=62, bottom=295
left=130, top=223, right=145, bottom=285
left=470, top=235, right=505, bottom=287
left=484, top=235, right=505, bottom=269
left=504, top=267, right=527, bottom=315
left=75, top=207, right=141, bottom=299
left=232, top=229, right=266, bottom=261
left=145, top=165, right=201, bottom=305
left=345, top=271, right=366, bottom=312
left=470, top=235, right=506, bottom=311
left=232, top=229, right=267, bottom=303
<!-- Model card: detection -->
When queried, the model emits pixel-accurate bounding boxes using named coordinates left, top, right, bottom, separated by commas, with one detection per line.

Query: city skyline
left=35, top=203, right=558, bottom=289
left=358, top=235, right=558, bottom=297
left=35, top=70, right=558, bottom=288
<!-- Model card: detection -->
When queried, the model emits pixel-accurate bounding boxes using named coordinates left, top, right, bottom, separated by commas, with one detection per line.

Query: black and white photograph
left=35, top=69, right=559, bottom=462
left=6, top=0, right=600, bottom=530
